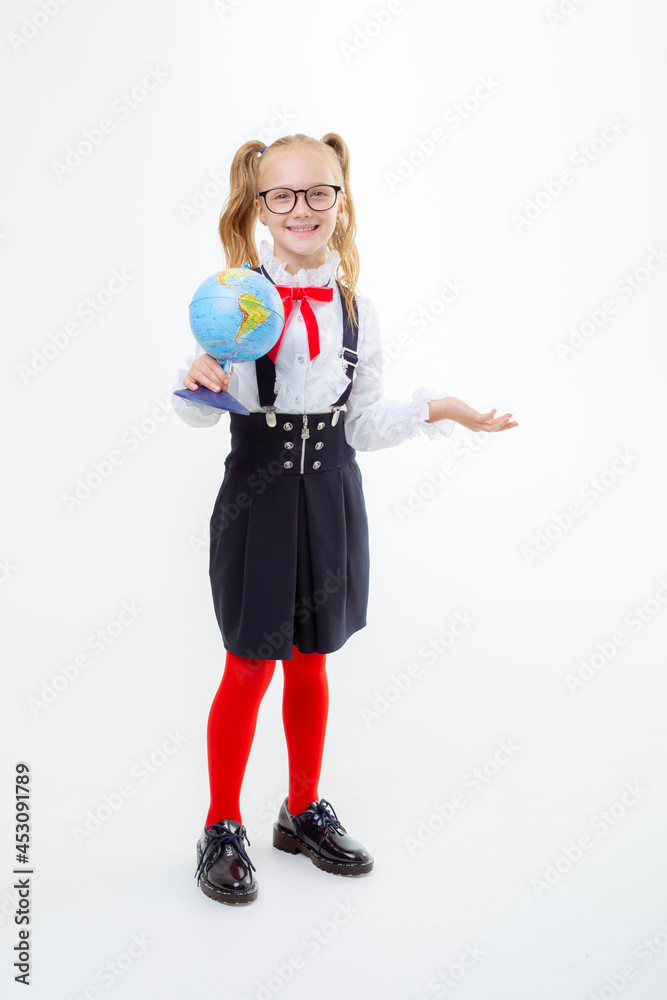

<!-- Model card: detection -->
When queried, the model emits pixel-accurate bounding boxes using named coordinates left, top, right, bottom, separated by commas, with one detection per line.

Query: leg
left=274, top=645, right=374, bottom=876
left=281, top=645, right=329, bottom=815
left=205, top=650, right=276, bottom=826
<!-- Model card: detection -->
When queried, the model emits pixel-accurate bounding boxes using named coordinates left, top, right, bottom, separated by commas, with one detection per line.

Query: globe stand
left=172, top=358, right=250, bottom=414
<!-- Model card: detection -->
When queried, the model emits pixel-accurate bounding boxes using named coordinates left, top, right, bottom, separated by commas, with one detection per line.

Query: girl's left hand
left=427, top=396, right=518, bottom=432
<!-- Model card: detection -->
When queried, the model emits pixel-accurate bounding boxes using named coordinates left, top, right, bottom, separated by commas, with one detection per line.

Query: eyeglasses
left=257, top=185, right=344, bottom=214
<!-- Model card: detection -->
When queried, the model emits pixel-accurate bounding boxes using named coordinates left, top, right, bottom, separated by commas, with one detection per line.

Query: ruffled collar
left=259, top=239, right=340, bottom=287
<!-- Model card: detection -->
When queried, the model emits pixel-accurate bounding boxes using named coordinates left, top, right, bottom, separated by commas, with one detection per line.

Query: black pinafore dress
left=208, top=266, right=370, bottom=661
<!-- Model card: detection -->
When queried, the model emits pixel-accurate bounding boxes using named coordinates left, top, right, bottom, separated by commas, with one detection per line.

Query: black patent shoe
left=195, top=819, right=258, bottom=904
left=273, top=798, right=374, bottom=876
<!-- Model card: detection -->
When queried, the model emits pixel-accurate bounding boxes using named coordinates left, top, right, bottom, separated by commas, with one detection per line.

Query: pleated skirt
left=208, top=412, right=370, bottom=660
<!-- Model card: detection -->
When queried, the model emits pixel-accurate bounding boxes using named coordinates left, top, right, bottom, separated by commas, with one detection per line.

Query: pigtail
left=219, top=140, right=264, bottom=268
left=321, top=132, right=360, bottom=331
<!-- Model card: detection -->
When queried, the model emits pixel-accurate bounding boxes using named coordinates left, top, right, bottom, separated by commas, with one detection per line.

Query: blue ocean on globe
left=188, top=267, right=284, bottom=370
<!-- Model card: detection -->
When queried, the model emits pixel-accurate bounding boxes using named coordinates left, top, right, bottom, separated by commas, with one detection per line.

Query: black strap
left=250, top=264, right=359, bottom=410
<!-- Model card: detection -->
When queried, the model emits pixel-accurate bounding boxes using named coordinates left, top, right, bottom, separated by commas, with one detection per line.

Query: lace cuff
left=409, top=386, right=456, bottom=439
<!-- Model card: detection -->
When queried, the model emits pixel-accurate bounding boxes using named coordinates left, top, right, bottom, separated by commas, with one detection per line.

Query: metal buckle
left=341, top=347, right=359, bottom=368
left=264, top=406, right=277, bottom=427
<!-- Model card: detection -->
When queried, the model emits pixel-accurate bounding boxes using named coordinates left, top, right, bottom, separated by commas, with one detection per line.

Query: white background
left=2, top=0, right=667, bottom=998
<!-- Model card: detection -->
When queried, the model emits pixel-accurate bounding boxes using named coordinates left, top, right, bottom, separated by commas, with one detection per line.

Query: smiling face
left=254, top=145, right=346, bottom=275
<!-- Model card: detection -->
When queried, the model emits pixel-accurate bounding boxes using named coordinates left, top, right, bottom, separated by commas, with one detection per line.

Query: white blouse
left=171, top=240, right=456, bottom=451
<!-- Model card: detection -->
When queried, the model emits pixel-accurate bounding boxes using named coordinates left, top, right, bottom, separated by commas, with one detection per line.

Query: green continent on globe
left=234, top=292, right=270, bottom=343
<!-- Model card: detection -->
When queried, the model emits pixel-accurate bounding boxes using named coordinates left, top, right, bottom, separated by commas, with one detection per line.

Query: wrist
left=425, top=396, right=451, bottom=423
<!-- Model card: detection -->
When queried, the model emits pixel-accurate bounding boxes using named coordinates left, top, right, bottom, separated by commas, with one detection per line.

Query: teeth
left=289, top=226, right=317, bottom=231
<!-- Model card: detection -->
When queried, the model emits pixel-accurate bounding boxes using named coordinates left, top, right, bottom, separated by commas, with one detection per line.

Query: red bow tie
left=268, top=285, right=334, bottom=362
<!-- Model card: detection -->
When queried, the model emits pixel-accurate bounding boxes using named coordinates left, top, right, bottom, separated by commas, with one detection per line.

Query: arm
left=343, top=296, right=456, bottom=452
left=171, top=340, right=225, bottom=428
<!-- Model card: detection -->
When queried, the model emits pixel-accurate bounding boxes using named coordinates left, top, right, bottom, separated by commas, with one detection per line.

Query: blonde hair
left=218, top=132, right=360, bottom=329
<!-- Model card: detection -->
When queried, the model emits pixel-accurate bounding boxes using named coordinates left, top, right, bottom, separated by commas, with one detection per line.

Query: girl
left=172, top=132, right=517, bottom=906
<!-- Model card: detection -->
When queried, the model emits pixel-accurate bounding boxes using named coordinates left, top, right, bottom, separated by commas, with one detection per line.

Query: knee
left=282, top=646, right=327, bottom=675
left=225, top=651, right=276, bottom=686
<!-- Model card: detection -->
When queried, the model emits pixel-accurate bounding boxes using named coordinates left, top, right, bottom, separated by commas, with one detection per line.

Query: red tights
left=204, top=646, right=329, bottom=826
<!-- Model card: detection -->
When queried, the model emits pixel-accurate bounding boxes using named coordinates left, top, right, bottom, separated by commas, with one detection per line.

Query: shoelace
left=309, top=799, right=345, bottom=835
left=194, top=822, right=255, bottom=885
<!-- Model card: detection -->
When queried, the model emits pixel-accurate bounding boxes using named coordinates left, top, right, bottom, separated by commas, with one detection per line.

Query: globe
left=173, top=266, right=285, bottom=414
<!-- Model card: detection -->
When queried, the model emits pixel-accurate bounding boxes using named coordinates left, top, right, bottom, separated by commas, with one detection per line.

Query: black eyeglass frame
left=257, top=185, right=345, bottom=214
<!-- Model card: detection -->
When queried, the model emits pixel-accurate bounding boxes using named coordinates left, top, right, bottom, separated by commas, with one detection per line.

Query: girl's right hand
left=183, top=355, right=234, bottom=393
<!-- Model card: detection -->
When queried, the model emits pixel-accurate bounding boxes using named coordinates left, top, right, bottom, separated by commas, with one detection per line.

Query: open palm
left=436, top=396, right=518, bottom=432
